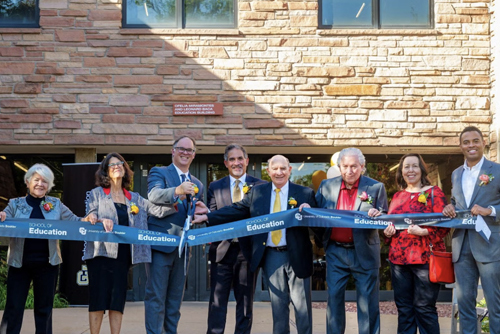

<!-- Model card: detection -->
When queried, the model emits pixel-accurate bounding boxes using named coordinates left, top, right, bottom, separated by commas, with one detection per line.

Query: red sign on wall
left=173, top=103, right=223, bottom=116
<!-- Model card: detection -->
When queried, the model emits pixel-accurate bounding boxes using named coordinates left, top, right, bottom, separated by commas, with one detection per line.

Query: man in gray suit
left=145, top=136, right=204, bottom=334
left=315, top=148, right=388, bottom=334
left=443, top=126, right=500, bottom=334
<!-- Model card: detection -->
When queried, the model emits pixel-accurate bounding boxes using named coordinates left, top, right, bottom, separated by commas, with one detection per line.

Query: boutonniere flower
left=417, top=191, right=429, bottom=205
left=479, top=174, right=494, bottom=186
left=242, top=183, right=252, bottom=194
left=193, top=185, right=199, bottom=194
left=41, top=200, right=53, bottom=212
left=358, top=191, right=373, bottom=204
left=130, top=202, right=139, bottom=215
left=288, top=197, right=297, bottom=208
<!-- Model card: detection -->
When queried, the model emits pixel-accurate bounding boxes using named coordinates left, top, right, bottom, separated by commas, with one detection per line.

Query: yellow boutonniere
left=193, top=185, right=199, bottom=194
left=130, top=202, right=139, bottom=215
left=288, top=197, right=297, bottom=208
left=242, top=183, right=252, bottom=194
left=417, top=191, right=429, bottom=205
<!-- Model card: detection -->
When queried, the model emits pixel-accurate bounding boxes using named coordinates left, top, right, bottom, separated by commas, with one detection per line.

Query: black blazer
left=207, top=181, right=317, bottom=278
left=207, top=174, right=265, bottom=262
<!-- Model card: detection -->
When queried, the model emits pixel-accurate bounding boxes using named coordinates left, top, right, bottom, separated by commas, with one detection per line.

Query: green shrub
left=477, top=298, right=489, bottom=333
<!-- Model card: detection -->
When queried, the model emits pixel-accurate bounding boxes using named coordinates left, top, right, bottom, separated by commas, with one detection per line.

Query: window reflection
left=0, top=0, right=38, bottom=27
left=380, top=0, right=430, bottom=27
left=125, top=0, right=176, bottom=27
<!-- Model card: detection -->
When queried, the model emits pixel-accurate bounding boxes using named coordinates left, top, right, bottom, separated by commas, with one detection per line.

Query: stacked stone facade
left=0, top=0, right=493, bottom=155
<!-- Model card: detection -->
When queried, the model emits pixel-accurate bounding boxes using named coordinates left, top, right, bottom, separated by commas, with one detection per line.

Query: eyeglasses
left=174, top=147, right=196, bottom=155
left=108, top=161, right=125, bottom=169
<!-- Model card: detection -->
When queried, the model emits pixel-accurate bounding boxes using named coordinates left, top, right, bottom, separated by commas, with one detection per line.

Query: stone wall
left=0, top=0, right=492, bottom=152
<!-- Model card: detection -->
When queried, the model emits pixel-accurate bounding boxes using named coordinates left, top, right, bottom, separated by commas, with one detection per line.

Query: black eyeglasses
left=174, top=147, right=196, bottom=155
left=108, top=161, right=125, bottom=168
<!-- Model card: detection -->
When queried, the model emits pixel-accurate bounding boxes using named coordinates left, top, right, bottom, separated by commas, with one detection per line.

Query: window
left=123, top=0, right=236, bottom=28
left=320, top=0, right=432, bottom=29
left=0, top=0, right=39, bottom=27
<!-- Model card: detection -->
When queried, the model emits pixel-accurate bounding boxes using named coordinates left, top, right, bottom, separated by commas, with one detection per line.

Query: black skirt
left=87, top=203, right=132, bottom=313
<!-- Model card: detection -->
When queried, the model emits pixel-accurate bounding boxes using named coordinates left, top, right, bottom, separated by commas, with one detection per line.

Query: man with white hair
left=316, top=148, right=388, bottom=334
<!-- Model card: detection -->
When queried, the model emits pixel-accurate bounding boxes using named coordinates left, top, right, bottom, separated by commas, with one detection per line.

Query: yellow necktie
left=233, top=180, right=241, bottom=203
left=271, top=188, right=282, bottom=245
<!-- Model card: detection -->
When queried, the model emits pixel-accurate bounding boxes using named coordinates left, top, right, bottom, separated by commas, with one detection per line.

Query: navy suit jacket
left=207, top=174, right=265, bottom=262
left=451, top=158, right=500, bottom=263
left=315, top=175, right=388, bottom=270
left=147, top=163, right=204, bottom=254
left=207, top=181, right=317, bottom=279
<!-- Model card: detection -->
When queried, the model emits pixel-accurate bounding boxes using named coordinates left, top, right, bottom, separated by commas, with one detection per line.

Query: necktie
left=271, top=188, right=282, bottom=246
left=233, top=180, right=242, bottom=203
left=181, top=174, right=186, bottom=183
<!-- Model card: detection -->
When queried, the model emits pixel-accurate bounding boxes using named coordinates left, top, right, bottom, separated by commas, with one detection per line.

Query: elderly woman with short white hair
left=0, top=163, right=93, bottom=334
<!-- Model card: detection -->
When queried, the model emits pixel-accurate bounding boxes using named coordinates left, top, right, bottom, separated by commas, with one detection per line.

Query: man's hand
left=192, top=214, right=208, bottom=224
left=175, top=181, right=195, bottom=197
left=368, top=208, right=382, bottom=217
left=471, top=204, right=492, bottom=217
left=195, top=201, right=208, bottom=215
left=442, top=204, right=456, bottom=218
left=299, top=203, right=310, bottom=212
left=0, top=211, right=6, bottom=222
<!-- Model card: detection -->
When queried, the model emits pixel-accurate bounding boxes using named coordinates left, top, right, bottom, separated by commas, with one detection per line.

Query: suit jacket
left=315, top=175, right=388, bottom=270
left=207, top=182, right=317, bottom=278
left=451, top=158, right=500, bottom=263
left=147, top=163, right=204, bottom=254
left=207, top=174, right=266, bottom=263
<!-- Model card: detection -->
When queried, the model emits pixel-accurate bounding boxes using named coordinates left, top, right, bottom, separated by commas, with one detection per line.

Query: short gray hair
left=24, top=163, right=55, bottom=193
left=338, top=148, right=366, bottom=172
left=224, top=144, right=248, bottom=161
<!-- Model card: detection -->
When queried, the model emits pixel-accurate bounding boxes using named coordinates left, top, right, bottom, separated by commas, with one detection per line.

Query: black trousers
left=0, top=262, right=59, bottom=334
left=207, top=242, right=256, bottom=334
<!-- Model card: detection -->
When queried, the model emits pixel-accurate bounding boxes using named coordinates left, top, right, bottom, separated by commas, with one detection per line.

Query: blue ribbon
left=1, top=218, right=180, bottom=246
left=184, top=209, right=476, bottom=246
left=1, top=209, right=475, bottom=248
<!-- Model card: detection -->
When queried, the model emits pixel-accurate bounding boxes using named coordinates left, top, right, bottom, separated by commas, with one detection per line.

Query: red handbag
left=429, top=244, right=455, bottom=284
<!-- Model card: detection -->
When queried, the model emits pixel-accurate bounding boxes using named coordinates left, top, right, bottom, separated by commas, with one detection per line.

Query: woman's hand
left=101, top=218, right=114, bottom=232
left=0, top=211, right=6, bottom=222
left=82, top=213, right=98, bottom=224
left=407, top=224, right=428, bottom=236
left=384, top=223, right=396, bottom=238
left=368, top=208, right=382, bottom=217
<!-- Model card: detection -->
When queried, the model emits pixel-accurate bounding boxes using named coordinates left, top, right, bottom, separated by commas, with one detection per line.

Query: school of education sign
left=173, top=103, right=223, bottom=116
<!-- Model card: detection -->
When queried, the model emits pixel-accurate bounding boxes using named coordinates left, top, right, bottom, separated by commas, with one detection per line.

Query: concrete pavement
left=1, top=301, right=453, bottom=334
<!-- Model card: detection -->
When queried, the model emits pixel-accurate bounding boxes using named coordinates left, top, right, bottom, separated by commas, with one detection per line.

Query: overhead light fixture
left=298, top=161, right=305, bottom=171
left=14, top=161, right=28, bottom=173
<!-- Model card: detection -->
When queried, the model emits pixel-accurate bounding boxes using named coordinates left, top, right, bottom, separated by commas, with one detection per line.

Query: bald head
left=267, top=155, right=292, bottom=189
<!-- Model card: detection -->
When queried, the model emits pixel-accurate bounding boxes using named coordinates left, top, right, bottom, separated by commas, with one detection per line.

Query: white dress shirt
left=266, top=181, right=289, bottom=247
left=461, top=156, right=496, bottom=216
left=229, top=174, right=246, bottom=203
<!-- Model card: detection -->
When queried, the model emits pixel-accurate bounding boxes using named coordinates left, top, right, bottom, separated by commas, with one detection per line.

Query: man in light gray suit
left=443, top=126, right=500, bottom=334
left=315, top=148, right=388, bottom=334
left=145, top=136, right=204, bottom=334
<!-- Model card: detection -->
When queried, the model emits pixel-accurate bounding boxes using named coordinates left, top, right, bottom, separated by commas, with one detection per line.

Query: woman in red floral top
left=383, top=153, right=449, bottom=334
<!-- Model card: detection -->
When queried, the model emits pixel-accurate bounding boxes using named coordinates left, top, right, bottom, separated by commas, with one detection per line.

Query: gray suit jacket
left=315, top=175, right=388, bottom=270
left=451, top=158, right=500, bottom=263
left=147, top=163, right=204, bottom=254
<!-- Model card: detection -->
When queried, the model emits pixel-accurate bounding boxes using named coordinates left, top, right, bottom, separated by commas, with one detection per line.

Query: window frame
left=318, top=0, right=434, bottom=29
left=122, top=0, right=238, bottom=29
left=0, top=0, right=40, bottom=28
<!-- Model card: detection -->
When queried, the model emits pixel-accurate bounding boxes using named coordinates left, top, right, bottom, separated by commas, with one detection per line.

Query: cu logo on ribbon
left=295, top=213, right=302, bottom=221
left=79, top=227, right=87, bottom=235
